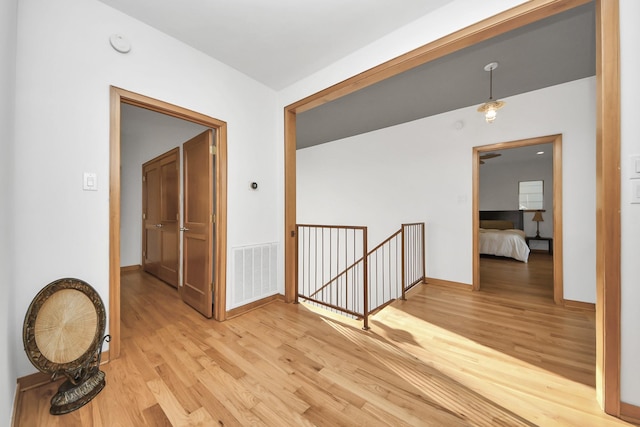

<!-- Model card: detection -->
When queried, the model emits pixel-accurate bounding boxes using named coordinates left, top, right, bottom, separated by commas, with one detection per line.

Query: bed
left=479, top=210, right=530, bottom=262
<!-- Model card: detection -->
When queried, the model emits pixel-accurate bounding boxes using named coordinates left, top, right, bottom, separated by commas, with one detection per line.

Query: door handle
left=180, top=227, right=190, bottom=232
left=155, top=223, right=163, bottom=228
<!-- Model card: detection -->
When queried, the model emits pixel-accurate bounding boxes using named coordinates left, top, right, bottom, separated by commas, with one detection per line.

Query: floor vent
left=232, top=243, right=278, bottom=306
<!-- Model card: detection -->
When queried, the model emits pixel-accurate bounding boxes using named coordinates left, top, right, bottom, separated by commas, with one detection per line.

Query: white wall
left=13, top=0, right=280, bottom=378
left=620, top=0, right=640, bottom=407
left=479, top=156, right=554, bottom=241
left=1, top=0, right=18, bottom=421
left=298, top=78, right=596, bottom=301
left=120, top=104, right=208, bottom=267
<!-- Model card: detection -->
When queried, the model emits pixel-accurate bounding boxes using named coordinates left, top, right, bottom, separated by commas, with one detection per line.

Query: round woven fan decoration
left=34, top=289, right=98, bottom=364
left=23, top=278, right=108, bottom=415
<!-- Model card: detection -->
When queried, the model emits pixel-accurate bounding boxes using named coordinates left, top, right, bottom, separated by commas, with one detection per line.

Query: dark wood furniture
left=479, top=210, right=524, bottom=230
left=525, top=236, right=553, bottom=255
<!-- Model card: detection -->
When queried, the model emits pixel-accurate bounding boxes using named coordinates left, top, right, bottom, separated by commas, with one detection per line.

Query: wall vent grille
left=232, top=243, right=278, bottom=305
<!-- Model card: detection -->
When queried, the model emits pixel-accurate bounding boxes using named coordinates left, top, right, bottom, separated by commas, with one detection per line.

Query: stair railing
left=296, top=222, right=425, bottom=329
left=401, top=222, right=426, bottom=299
left=296, top=224, right=368, bottom=325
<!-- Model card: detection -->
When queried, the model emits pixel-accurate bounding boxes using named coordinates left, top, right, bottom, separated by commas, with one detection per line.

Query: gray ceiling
left=296, top=2, right=595, bottom=150
left=120, top=103, right=208, bottom=143
left=481, top=143, right=554, bottom=166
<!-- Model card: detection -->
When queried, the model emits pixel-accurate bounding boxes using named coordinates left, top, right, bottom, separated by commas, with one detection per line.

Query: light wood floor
left=15, top=254, right=634, bottom=426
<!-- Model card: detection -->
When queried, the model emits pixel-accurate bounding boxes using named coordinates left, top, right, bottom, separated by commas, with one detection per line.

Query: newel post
left=401, top=224, right=407, bottom=301
left=362, top=227, right=369, bottom=330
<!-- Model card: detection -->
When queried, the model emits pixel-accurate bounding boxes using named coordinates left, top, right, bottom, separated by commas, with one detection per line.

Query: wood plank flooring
left=14, top=254, right=634, bottom=426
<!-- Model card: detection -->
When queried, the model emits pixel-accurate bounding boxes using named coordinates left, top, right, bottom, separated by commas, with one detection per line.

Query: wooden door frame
left=109, top=86, right=228, bottom=360
left=284, top=0, right=620, bottom=415
left=472, top=135, right=563, bottom=306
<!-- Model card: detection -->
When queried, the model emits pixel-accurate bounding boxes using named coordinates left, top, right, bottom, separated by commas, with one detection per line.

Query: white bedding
left=479, top=228, right=530, bottom=262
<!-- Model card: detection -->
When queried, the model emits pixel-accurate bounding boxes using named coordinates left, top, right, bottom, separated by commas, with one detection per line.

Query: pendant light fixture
left=477, top=62, right=505, bottom=123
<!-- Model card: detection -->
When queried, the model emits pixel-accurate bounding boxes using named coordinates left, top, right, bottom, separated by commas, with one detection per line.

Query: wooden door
left=181, top=130, right=214, bottom=317
left=142, top=162, right=161, bottom=277
left=142, top=148, right=179, bottom=287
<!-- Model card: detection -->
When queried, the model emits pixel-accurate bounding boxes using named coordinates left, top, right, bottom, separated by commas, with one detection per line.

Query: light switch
left=632, top=180, right=640, bottom=204
left=83, top=172, right=98, bottom=191
left=631, top=155, right=640, bottom=179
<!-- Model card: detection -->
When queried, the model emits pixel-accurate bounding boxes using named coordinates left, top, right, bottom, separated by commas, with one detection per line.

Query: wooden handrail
left=309, top=255, right=365, bottom=298
left=368, top=229, right=402, bottom=255
left=309, top=228, right=402, bottom=299
left=296, top=222, right=425, bottom=328
left=296, top=224, right=367, bottom=231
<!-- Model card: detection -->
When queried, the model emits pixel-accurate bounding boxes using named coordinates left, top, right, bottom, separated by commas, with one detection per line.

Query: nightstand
left=525, top=236, right=553, bottom=255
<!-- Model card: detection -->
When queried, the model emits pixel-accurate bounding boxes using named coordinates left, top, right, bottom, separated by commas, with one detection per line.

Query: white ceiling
left=97, top=0, right=455, bottom=90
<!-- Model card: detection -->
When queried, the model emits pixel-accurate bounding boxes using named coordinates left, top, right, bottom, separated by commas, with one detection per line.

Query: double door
left=142, top=130, right=215, bottom=318
left=142, top=148, right=179, bottom=287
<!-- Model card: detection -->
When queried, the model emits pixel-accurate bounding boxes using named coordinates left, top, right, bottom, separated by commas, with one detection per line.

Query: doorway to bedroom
left=472, top=134, right=563, bottom=304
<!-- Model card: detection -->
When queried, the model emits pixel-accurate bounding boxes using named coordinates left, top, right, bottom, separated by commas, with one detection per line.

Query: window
left=519, top=180, right=544, bottom=210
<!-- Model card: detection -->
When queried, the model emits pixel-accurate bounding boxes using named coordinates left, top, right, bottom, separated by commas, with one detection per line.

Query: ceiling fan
left=479, top=152, right=501, bottom=164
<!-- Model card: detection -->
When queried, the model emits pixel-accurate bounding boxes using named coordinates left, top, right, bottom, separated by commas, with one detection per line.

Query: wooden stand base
left=50, top=369, right=105, bottom=415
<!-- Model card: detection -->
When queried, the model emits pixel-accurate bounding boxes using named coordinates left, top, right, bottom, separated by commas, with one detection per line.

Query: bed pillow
left=480, top=220, right=514, bottom=230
